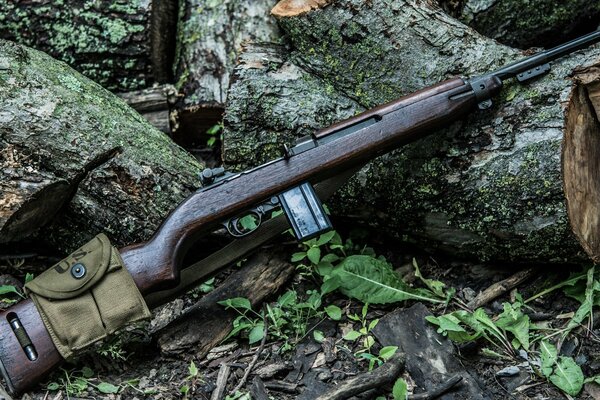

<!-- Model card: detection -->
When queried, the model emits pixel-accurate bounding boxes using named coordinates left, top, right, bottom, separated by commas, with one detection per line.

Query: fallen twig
left=410, top=375, right=463, bottom=400
left=314, top=353, right=405, bottom=400
left=468, top=268, right=538, bottom=309
left=230, top=310, right=269, bottom=395
left=210, top=363, right=231, bottom=400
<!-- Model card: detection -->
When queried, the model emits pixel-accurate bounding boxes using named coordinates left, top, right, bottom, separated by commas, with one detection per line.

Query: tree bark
left=223, top=0, right=600, bottom=263
left=0, top=40, right=201, bottom=251
left=173, top=0, right=281, bottom=136
left=157, top=250, right=295, bottom=357
left=0, top=0, right=179, bottom=92
left=439, top=0, right=600, bottom=49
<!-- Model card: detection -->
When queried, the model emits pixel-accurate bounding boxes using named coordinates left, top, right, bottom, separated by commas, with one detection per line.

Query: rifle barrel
left=493, top=29, right=600, bottom=81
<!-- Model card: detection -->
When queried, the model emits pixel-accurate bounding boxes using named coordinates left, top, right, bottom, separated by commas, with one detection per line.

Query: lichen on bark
left=0, top=40, right=201, bottom=250
left=174, top=0, right=281, bottom=109
left=0, top=0, right=153, bottom=91
left=223, top=0, right=599, bottom=262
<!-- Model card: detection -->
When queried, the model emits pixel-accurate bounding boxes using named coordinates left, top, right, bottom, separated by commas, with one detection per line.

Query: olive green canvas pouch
left=24, top=233, right=151, bottom=359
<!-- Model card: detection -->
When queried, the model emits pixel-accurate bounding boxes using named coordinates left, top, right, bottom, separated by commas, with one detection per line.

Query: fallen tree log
left=439, top=0, right=600, bottom=49
left=0, top=40, right=201, bottom=251
left=223, top=0, right=600, bottom=263
left=0, top=0, right=179, bottom=91
left=173, top=0, right=281, bottom=136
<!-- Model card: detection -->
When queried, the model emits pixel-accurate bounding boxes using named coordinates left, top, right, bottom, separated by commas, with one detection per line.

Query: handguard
left=23, top=233, right=151, bottom=360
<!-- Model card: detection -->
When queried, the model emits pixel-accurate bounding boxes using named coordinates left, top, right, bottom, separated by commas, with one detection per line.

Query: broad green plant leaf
left=218, top=297, right=252, bottom=311
left=563, top=266, right=598, bottom=338
left=540, top=340, right=558, bottom=377
left=379, top=346, right=398, bottom=360
left=325, top=255, right=443, bottom=304
left=392, top=378, right=408, bottom=400
left=344, top=330, right=362, bottom=341
left=496, top=302, right=530, bottom=350
left=313, top=330, right=325, bottom=343
left=412, top=258, right=453, bottom=301
left=325, top=305, right=342, bottom=320
left=425, top=314, right=477, bottom=343
left=307, top=247, right=321, bottom=265
left=249, top=324, right=265, bottom=344
left=548, top=357, right=583, bottom=396
left=97, top=382, right=120, bottom=394
left=0, top=285, right=21, bottom=297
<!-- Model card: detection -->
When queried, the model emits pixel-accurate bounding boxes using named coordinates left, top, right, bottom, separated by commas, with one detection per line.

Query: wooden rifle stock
left=0, top=77, right=492, bottom=394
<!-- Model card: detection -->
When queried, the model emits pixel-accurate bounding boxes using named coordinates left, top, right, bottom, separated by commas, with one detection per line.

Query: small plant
left=342, top=303, right=398, bottom=370
left=46, top=367, right=121, bottom=396
left=219, top=288, right=343, bottom=352
left=426, top=291, right=590, bottom=396
left=206, top=122, right=223, bottom=147
left=180, top=360, right=202, bottom=398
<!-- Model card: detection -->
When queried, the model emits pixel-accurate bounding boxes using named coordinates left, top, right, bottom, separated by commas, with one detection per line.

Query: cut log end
left=563, top=65, right=600, bottom=263
left=271, top=0, right=332, bottom=18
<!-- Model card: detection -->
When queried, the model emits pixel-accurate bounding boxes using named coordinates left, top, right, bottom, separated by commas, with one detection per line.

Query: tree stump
left=0, top=0, right=179, bottom=91
left=440, top=0, right=600, bottom=49
left=223, top=0, right=600, bottom=263
left=0, top=40, right=201, bottom=251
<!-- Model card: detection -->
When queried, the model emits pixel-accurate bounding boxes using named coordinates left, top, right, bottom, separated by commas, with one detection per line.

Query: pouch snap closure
left=71, top=263, right=86, bottom=279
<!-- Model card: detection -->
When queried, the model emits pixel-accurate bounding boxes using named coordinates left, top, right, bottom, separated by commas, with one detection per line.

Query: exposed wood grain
left=563, top=75, right=600, bottom=263
left=271, top=0, right=332, bottom=18
left=157, top=251, right=295, bottom=356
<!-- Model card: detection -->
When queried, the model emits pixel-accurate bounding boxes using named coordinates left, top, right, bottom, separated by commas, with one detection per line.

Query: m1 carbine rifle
left=1, top=30, right=600, bottom=395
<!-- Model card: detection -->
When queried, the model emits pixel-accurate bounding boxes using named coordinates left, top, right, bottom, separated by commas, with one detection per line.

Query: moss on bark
left=223, top=0, right=598, bottom=263
left=0, top=0, right=153, bottom=91
left=0, top=40, right=201, bottom=250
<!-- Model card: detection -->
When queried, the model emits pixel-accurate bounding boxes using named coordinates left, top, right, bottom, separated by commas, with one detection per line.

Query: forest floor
left=9, top=223, right=600, bottom=400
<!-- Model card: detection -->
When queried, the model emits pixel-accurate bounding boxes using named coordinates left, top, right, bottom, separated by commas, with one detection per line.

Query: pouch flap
left=25, top=234, right=112, bottom=299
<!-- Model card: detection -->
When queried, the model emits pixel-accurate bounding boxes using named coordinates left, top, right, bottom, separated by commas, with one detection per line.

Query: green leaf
left=313, top=330, right=325, bottom=343
left=368, top=319, right=379, bottom=331
left=412, top=258, right=448, bottom=299
left=47, top=382, right=60, bottom=391
left=25, top=273, right=34, bottom=283
left=584, top=376, right=600, bottom=384
left=426, top=315, right=472, bottom=342
left=315, top=231, right=337, bottom=246
left=307, top=247, right=321, bottom=265
left=540, top=340, right=558, bottom=378
left=320, top=277, right=341, bottom=295
left=496, top=302, right=530, bottom=350
left=180, top=385, right=189, bottom=394
left=249, top=324, right=264, bottom=344
left=207, top=123, right=222, bottom=135
left=564, top=266, right=597, bottom=338
left=379, top=346, right=398, bottom=360
left=0, top=285, right=20, bottom=296
left=329, top=255, right=443, bottom=304
left=81, top=366, right=94, bottom=378
left=344, top=330, right=362, bottom=341
left=277, top=290, right=297, bottom=307
left=316, top=261, right=334, bottom=277
left=526, top=270, right=587, bottom=303
left=325, top=305, right=342, bottom=320
left=548, top=356, right=583, bottom=396
left=392, top=378, right=408, bottom=400
left=321, top=254, right=340, bottom=263
left=218, top=297, right=252, bottom=311
left=291, top=252, right=307, bottom=262
left=188, top=360, right=199, bottom=377
left=97, top=382, right=120, bottom=394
